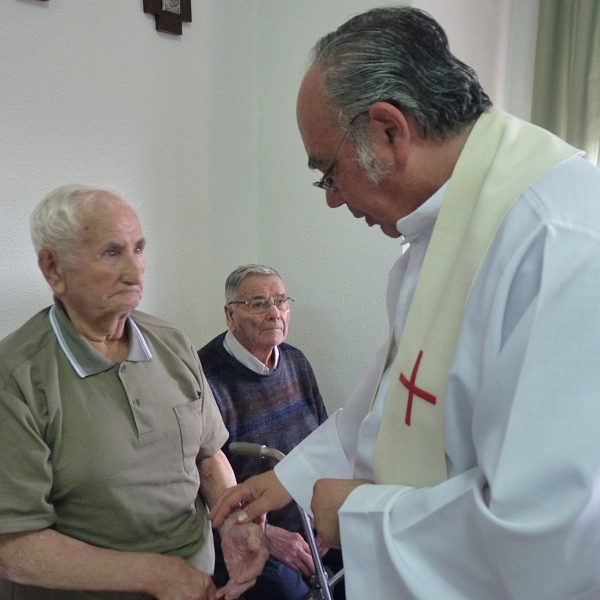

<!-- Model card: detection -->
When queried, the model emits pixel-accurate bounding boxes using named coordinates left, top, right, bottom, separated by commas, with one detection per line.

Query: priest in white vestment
left=211, top=7, right=600, bottom=599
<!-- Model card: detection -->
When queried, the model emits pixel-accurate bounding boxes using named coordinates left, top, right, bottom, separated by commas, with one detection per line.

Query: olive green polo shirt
left=0, top=301, right=228, bottom=598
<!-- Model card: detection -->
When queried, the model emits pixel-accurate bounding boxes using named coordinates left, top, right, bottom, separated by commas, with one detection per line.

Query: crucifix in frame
left=143, top=0, right=192, bottom=36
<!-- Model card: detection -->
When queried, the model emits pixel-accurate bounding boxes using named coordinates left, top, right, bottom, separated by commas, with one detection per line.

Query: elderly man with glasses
left=198, top=265, right=344, bottom=600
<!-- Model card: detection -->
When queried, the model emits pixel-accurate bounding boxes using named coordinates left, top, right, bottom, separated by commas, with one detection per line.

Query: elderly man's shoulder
left=130, top=308, right=180, bottom=331
left=130, top=309, right=195, bottom=351
left=197, top=331, right=226, bottom=357
left=0, top=307, right=54, bottom=372
left=279, top=341, right=312, bottom=364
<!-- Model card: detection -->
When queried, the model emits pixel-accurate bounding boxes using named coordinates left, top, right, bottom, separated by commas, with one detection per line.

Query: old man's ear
left=224, top=304, right=235, bottom=331
left=38, top=248, right=66, bottom=295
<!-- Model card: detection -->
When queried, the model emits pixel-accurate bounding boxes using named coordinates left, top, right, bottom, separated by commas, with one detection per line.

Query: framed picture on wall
left=143, top=0, right=192, bottom=35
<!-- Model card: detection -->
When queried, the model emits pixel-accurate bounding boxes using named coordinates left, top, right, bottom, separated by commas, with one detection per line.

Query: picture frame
left=143, top=0, right=192, bottom=36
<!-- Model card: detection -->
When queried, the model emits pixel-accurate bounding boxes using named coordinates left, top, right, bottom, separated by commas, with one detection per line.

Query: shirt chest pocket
left=174, top=399, right=203, bottom=475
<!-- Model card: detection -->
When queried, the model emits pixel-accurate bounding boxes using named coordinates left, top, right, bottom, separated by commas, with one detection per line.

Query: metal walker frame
left=229, top=442, right=344, bottom=600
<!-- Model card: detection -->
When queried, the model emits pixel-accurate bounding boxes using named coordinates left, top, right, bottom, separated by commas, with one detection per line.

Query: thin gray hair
left=225, top=264, right=281, bottom=303
left=30, top=183, right=129, bottom=263
left=310, top=6, right=492, bottom=175
left=353, top=126, right=394, bottom=183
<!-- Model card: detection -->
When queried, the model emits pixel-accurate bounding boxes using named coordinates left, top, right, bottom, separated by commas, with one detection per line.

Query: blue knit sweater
left=198, top=331, right=327, bottom=532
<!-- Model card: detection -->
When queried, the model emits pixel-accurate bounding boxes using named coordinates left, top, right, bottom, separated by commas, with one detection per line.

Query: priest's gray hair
left=225, top=264, right=282, bottom=303
left=310, top=6, right=492, bottom=179
left=30, top=183, right=129, bottom=264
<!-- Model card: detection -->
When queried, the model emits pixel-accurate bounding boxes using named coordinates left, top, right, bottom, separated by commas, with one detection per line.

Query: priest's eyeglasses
left=228, top=297, right=295, bottom=314
left=312, top=110, right=369, bottom=193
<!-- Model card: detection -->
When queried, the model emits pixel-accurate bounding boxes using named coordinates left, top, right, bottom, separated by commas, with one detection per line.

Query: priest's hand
left=311, top=478, right=371, bottom=548
left=210, top=471, right=292, bottom=530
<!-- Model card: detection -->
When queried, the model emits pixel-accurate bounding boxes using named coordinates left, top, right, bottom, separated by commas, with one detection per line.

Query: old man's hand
left=216, top=516, right=268, bottom=600
left=263, top=524, right=315, bottom=577
left=149, top=554, right=218, bottom=600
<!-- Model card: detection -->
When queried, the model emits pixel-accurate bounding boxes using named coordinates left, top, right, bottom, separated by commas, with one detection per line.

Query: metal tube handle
left=228, top=442, right=334, bottom=600
left=229, top=441, right=285, bottom=462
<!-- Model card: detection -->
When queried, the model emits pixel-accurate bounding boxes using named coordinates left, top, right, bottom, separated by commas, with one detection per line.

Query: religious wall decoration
left=143, top=0, right=192, bottom=36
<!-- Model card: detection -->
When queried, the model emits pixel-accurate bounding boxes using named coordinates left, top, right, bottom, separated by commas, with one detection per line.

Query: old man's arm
left=0, top=527, right=217, bottom=599
left=198, top=450, right=268, bottom=600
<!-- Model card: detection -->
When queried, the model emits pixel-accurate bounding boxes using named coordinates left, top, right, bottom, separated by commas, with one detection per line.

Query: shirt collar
left=396, top=181, right=449, bottom=244
left=223, top=329, right=279, bottom=375
left=49, top=299, right=152, bottom=378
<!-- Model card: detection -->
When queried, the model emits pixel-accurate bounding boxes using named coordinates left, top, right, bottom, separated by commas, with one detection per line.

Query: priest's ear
left=367, top=102, right=413, bottom=167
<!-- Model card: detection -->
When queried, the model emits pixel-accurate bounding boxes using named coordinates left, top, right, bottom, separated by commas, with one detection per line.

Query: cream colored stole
left=372, top=109, right=581, bottom=487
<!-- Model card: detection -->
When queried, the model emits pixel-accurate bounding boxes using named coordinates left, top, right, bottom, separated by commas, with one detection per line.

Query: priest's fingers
left=210, top=471, right=292, bottom=529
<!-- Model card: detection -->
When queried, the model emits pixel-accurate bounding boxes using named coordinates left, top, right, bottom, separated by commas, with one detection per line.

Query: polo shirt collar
left=49, top=299, right=152, bottom=378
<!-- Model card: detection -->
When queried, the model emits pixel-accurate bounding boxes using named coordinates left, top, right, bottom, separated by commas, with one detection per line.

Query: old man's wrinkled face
left=225, top=275, right=290, bottom=362
left=54, top=194, right=146, bottom=326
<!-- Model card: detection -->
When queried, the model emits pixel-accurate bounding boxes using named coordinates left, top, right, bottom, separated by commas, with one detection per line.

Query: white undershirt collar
left=223, top=329, right=279, bottom=375
left=395, top=181, right=449, bottom=244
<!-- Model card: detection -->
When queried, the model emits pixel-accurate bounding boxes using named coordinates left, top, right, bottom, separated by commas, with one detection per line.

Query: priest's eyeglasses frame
left=312, top=110, right=369, bottom=193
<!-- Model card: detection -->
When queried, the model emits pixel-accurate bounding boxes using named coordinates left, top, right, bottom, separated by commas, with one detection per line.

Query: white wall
left=414, top=0, right=540, bottom=119
left=0, top=0, right=537, bottom=412
left=253, top=1, right=402, bottom=412
left=504, top=0, right=540, bottom=120
left=414, top=0, right=511, bottom=107
left=0, top=0, right=258, bottom=344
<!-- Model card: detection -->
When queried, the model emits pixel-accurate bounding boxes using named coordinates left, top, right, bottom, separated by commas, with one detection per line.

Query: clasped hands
left=210, top=470, right=370, bottom=552
left=216, top=511, right=269, bottom=600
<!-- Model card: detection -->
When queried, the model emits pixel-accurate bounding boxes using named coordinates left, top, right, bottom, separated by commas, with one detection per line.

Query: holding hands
left=216, top=515, right=269, bottom=600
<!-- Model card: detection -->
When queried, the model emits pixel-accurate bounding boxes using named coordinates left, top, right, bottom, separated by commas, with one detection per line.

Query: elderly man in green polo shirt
left=0, top=184, right=268, bottom=600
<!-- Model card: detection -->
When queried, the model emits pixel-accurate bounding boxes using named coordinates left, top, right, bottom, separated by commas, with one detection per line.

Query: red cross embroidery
left=399, top=350, right=437, bottom=426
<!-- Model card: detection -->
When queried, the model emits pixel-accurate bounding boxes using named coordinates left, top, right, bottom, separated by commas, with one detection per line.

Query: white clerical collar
left=396, top=181, right=449, bottom=244
left=223, top=329, right=279, bottom=375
